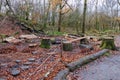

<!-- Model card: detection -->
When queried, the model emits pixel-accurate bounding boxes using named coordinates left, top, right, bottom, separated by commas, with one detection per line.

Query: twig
left=60, top=39, right=63, bottom=58
left=26, top=54, right=53, bottom=80
left=42, top=59, right=61, bottom=80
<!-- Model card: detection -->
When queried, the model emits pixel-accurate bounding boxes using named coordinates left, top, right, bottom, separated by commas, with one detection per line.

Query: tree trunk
left=82, top=0, right=87, bottom=35
left=100, top=37, right=116, bottom=50
left=5, top=0, right=15, bottom=16
left=58, top=0, right=62, bottom=32
left=67, top=49, right=109, bottom=72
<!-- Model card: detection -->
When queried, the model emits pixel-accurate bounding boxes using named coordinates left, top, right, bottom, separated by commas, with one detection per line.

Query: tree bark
left=58, top=0, right=62, bottom=32
left=100, top=37, right=116, bottom=50
left=82, top=0, right=87, bottom=35
left=66, top=49, right=109, bottom=72
left=63, top=41, right=73, bottom=51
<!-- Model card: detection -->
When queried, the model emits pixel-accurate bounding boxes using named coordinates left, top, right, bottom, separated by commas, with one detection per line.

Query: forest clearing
left=0, top=0, right=120, bottom=80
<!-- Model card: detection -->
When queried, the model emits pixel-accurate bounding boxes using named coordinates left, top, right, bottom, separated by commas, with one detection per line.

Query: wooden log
left=69, top=37, right=86, bottom=43
left=79, top=44, right=93, bottom=50
left=54, top=49, right=109, bottom=80
left=40, top=38, right=51, bottom=49
left=63, top=41, right=73, bottom=51
left=100, top=37, right=116, bottom=50
left=66, top=49, right=109, bottom=72
left=54, top=68, right=69, bottom=80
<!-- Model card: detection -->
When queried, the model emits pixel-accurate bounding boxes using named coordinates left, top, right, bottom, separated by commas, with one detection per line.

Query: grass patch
left=46, top=31, right=64, bottom=36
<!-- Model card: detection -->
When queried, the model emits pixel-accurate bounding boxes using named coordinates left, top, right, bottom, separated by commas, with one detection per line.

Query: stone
left=15, top=60, right=21, bottom=63
left=10, top=69, right=20, bottom=76
left=51, top=38, right=61, bottom=44
left=11, top=65, right=19, bottom=69
left=20, top=34, right=38, bottom=39
left=0, top=63, right=8, bottom=67
left=29, top=43, right=38, bottom=47
left=32, top=51, right=38, bottom=55
left=20, top=65, right=29, bottom=70
left=28, top=58, right=35, bottom=62
left=3, top=36, right=23, bottom=44
left=0, top=78, right=6, bottom=80
left=3, top=36, right=16, bottom=42
left=23, top=62, right=32, bottom=65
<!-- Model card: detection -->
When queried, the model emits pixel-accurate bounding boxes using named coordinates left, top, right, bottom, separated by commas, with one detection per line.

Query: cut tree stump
left=40, top=38, right=51, bottom=49
left=63, top=41, right=73, bottom=51
left=100, top=37, right=116, bottom=50
left=80, top=38, right=88, bottom=44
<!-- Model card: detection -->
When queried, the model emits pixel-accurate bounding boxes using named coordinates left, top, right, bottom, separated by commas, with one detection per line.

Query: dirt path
left=72, top=54, right=120, bottom=80
left=71, top=36, right=120, bottom=80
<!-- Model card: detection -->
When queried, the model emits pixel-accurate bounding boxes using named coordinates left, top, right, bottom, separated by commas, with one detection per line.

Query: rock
left=11, top=39, right=23, bottom=44
left=79, top=44, right=93, bottom=50
left=10, top=69, right=20, bottom=76
left=11, top=65, right=19, bottom=69
left=15, top=60, right=21, bottom=63
left=23, top=62, right=32, bottom=65
left=0, top=63, right=8, bottom=67
left=0, top=77, right=6, bottom=80
left=3, top=36, right=23, bottom=44
left=20, top=34, right=38, bottom=39
left=3, top=36, right=16, bottom=42
left=20, top=65, right=29, bottom=70
left=32, top=51, right=38, bottom=55
left=51, top=38, right=62, bottom=44
left=29, top=43, right=38, bottom=47
left=28, top=58, right=35, bottom=62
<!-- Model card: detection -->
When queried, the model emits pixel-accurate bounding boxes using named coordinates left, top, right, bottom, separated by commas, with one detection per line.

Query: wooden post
left=63, top=41, right=73, bottom=51
left=100, top=37, right=116, bottom=50
left=40, top=38, right=51, bottom=49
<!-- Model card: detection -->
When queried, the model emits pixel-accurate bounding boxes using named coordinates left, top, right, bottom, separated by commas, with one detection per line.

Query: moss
left=104, top=52, right=111, bottom=57
left=100, top=38, right=116, bottom=50
left=0, top=34, right=8, bottom=42
left=40, top=39, right=51, bottom=49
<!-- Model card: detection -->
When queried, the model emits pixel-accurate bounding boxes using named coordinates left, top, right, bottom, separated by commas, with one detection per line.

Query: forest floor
left=0, top=19, right=102, bottom=80
left=0, top=19, right=120, bottom=80
left=68, top=36, right=120, bottom=80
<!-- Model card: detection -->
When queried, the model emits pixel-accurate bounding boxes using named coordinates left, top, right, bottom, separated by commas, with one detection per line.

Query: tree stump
left=100, top=37, right=116, bottom=50
left=80, top=38, right=88, bottom=44
left=63, top=41, right=73, bottom=51
left=40, top=38, right=51, bottom=49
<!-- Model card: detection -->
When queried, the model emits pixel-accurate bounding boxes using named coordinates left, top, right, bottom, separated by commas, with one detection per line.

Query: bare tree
left=82, top=0, right=87, bottom=35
